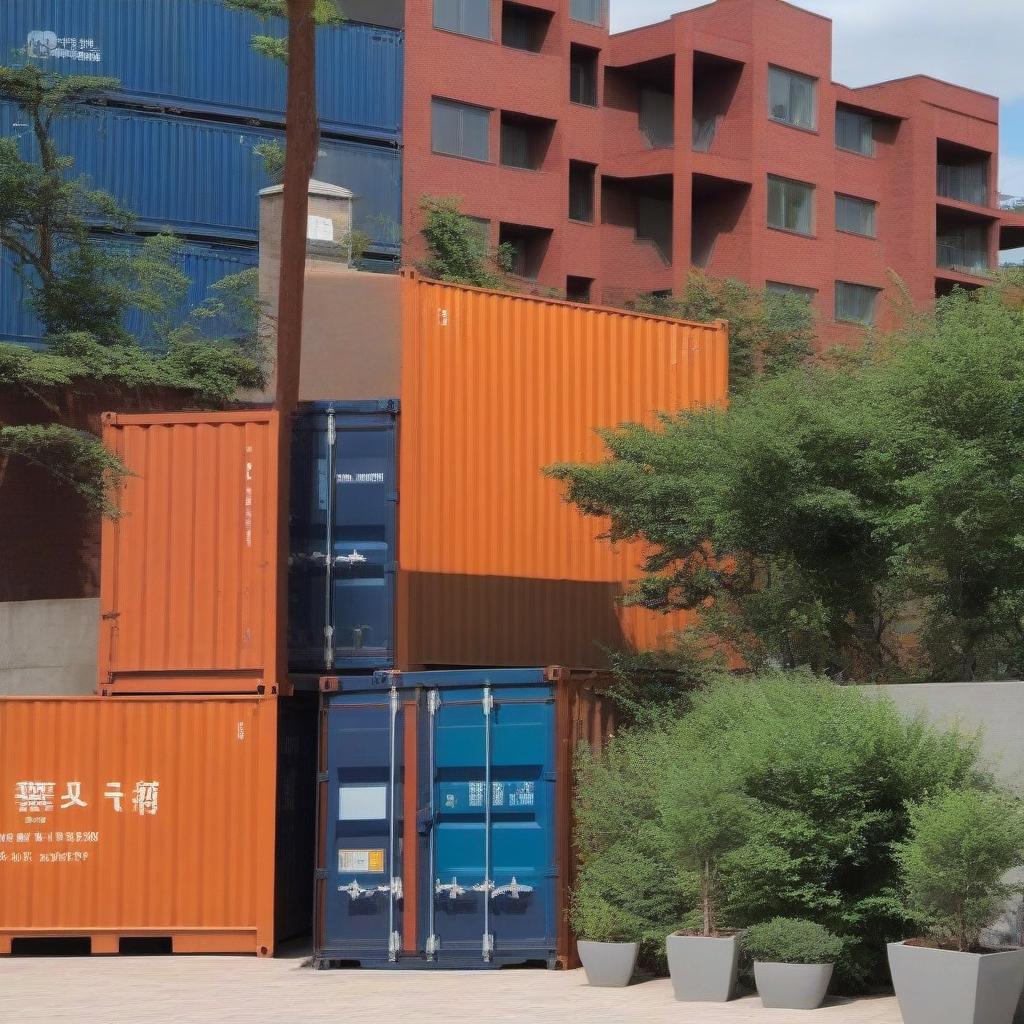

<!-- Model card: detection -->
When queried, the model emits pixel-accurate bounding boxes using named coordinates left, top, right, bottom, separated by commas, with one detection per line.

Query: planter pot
left=887, top=940, right=1024, bottom=1024
left=577, top=940, right=639, bottom=988
left=665, top=933, right=738, bottom=1002
left=754, top=961, right=834, bottom=1010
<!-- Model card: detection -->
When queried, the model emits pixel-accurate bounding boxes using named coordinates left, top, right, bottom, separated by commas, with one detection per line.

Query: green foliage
left=743, top=917, right=844, bottom=965
left=419, top=196, right=514, bottom=289
left=0, top=424, right=127, bottom=516
left=894, top=788, right=1024, bottom=952
left=659, top=745, right=758, bottom=936
left=223, top=0, right=344, bottom=63
left=573, top=727, right=693, bottom=966
left=550, top=271, right=1024, bottom=682
left=573, top=674, right=987, bottom=989
left=254, top=140, right=286, bottom=184
left=632, top=271, right=815, bottom=394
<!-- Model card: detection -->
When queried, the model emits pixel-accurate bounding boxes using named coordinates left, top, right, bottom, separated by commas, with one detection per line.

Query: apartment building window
left=570, top=44, right=599, bottom=106
left=432, top=98, right=490, bottom=162
left=640, top=88, right=675, bottom=149
left=768, top=65, right=817, bottom=131
left=569, top=161, right=596, bottom=222
left=835, top=194, right=877, bottom=237
left=766, top=281, right=817, bottom=302
left=571, top=0, right=604, bottom=26
left=502, top=3, right=550, bottom=52
left=434, top=0, right=491, bottom=40
left=835, top=281, right=881, bottom=325
left=767, top=175, right=814, bottom=235
left=566, top=276, right=594, bottom=303
left=835, top=107, right=875, bottom=156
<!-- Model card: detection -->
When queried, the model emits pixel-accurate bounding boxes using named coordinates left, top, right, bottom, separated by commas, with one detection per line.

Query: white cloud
left=610, top=0, right=1024, bottom=102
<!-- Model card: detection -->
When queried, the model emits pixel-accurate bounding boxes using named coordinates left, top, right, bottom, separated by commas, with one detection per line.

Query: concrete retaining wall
left=0, top=598, right=98, bottom=696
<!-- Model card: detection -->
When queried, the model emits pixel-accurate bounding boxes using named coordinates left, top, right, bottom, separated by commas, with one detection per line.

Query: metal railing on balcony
left=692, top=115, right=719, bottom=153
left=936, top=241, right=993, bottom=276
left=937, top=163, right=989, bottom=206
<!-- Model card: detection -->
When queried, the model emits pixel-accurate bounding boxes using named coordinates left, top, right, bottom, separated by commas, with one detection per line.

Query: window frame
left=835, top=107, right=876, bottom=157
left=767, top=174, right=816, bottom=237
left=568, top=161, right=596, bottom=223
left=433, top=0, right=492, bottom=41
left=570, top=44, right=599, bottom=107
left=431, top=97, right=492, bottom=163
left=835, top=193, right=878, bottom=239
left=768, top=65, right=818, bottom=132
left=834, top=281, right=881, bottom=325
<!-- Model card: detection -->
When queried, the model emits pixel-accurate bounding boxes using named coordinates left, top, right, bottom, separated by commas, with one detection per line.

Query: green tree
left=224, top=0, right=343, bottom=62
left=632, top=271, right=815, bottom=394
left=419, top=196, right=515, bottom=289
left=895, top=787, right=1024, bottom=952
left=0, top=66, right=266, bottom=511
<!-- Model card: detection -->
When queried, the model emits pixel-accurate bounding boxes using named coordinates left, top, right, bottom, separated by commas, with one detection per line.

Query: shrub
left=744, top=917, right=844, bottom=965
left=894, top=788, right=1024, bottom=952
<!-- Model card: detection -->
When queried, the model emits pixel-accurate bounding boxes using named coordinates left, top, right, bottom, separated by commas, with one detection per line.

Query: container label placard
left=440, top=780, right=536, bottom=811
left=26, top=31, right=102, bottom=63
left=338, top=849, right=385, bottom=873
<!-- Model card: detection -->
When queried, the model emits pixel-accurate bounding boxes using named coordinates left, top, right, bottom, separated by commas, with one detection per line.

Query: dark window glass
left=767, top=175, right=814, bottom=235
left=431, top=98, right=490, bottom=162
left=569, top=162, right=596, bottom=222
left=835, top=194, right=877, bottom=237
left=434, top=0, right=490, bottom=39
left=570, top=45, right=599, bottom=106
left=768, top=65, right=817, bottom=130
left=571, top=0, right=604, bottom=26
left=836, top=107, right=875, bottom=156
left=640, top=88, right=674, bottom=149
left=766, top=281, right=816, bottom=302
left=835, top=281, right=880, bottom=324
left=501, top=121, right=532, bottom=169
left=566, top=276, right=593, bottom=303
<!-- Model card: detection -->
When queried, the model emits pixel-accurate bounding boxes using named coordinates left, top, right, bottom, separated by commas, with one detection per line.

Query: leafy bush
left=743, top=917, right=844, bottom=965
left=418, top=195, right=514, bottom=289
left=894, top=788, right=1024, bottom=952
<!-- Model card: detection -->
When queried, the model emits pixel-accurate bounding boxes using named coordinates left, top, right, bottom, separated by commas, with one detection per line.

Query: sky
left=611, top=0, right=1024, bottom=198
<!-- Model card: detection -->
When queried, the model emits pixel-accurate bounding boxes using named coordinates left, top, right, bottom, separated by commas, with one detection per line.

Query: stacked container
left=0, top=0, right=404, bottom=348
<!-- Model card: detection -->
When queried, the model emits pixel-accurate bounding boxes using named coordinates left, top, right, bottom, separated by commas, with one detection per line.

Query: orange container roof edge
left=399, top=267, right=731, bottom=334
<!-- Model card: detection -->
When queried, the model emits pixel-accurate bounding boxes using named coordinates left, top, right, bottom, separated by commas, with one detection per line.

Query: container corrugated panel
left=0, top=103, right=401, bottom=251
left=314, top=667, right=614, bottom=969
left=98, top=411, right=283, bottom=696
left=0, top=237, right=257, bottom=349
left=0, top=695, right=279, bottom=956
left=398, top=274, right=730, bottom=668
left=1, top=1, right=403, bottom=141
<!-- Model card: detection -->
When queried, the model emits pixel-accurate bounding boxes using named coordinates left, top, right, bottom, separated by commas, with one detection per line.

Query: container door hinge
left=314, top=868, right=327, bottom=881
left=388, top=930, right=401, bottom=962
left=543, top=770, right=557, bottom=782
left=326, top=410, right=336, bottom=447
left=482, top=690, right=494, bottom=716
left=316, top=772, right=329, bottom=784
left=482, top=933, right=494, bottom=961
left=425, top=934, right=440, bottom=960
left=323, top=625, right=334, bottom=670
left=428, top=689, right=441, bottom=716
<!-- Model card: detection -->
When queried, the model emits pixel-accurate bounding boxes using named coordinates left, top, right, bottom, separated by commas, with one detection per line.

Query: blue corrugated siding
left=1, top=0, right=403, bottom=141
left=0, top=237, right=258, bottom=349
left=0, top=103, right=402, bottom=251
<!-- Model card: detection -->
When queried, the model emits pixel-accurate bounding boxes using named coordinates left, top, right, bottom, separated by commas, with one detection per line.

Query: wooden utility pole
left=275, top=0, right=318, bottom=690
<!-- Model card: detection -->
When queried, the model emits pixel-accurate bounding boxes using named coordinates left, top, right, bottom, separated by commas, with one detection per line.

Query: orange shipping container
left=0, top=695, right=310, bottom=957
left=397, top=274, right=729, bottom=669
left=98, top=411, right=284, bottom=696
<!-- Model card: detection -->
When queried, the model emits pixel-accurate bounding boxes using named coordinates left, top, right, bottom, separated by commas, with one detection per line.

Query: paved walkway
left=0, top=954, right=902, bottom=1024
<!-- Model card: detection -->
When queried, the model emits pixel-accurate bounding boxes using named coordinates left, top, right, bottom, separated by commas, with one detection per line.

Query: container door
left=288, top=411, right=333, bottom=672
left=330, top=419, right=396, bottom=669
left=426, top=686, right=555, bottom=965
left=323, top=688, right=405, bottom=962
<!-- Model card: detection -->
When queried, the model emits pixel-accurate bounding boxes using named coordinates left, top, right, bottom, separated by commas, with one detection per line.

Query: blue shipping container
left=317, top=670, right=570, bottom=969
left=0, top=236, right=258, bottom=349
left=2, top=0, right=403, bottom=142
left=289, top=402, right=399, bottom=674
left=0, top=103, right=402, bottom=251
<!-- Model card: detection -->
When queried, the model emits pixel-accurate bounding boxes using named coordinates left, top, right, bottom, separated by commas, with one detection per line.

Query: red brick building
left=402, top=0, right=1024, bottom=342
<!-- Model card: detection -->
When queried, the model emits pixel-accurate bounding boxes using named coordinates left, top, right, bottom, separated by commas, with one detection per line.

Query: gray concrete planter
left=888, top=940, right=1024, bottom=1024
left=577, top=940, right=639, bottom=988
left=754, top=961, right=834, bottom=1010
left=665, top=933, right=738, bottom=1002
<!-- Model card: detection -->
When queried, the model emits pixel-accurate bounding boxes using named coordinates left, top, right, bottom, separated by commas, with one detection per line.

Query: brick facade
left=402, top=0, right=1024, bottom=344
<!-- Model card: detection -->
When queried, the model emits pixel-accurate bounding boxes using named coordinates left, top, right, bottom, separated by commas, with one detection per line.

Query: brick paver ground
left=0, top=952, right=903, bottom=1024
